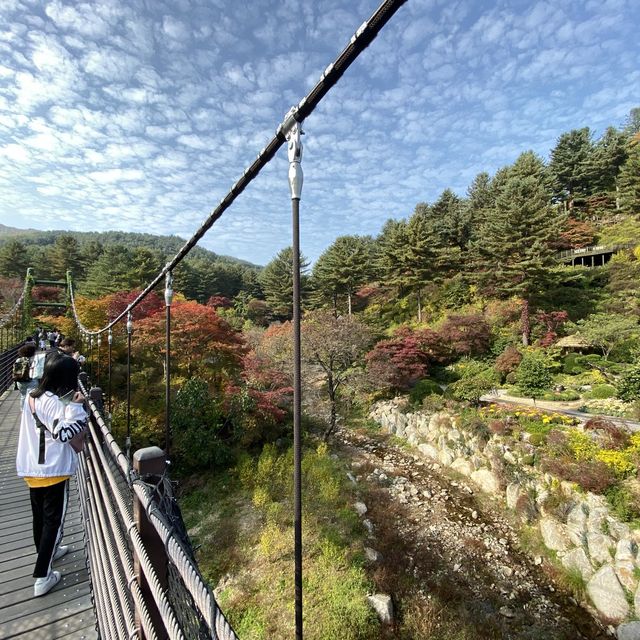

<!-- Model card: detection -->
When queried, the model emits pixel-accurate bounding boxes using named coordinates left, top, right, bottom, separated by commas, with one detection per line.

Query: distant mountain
left=0, top=224, right=260, bottom=268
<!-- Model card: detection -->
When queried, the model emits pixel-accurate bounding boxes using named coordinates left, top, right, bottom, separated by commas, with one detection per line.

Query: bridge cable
left=66, top=0, right=408, bottom=338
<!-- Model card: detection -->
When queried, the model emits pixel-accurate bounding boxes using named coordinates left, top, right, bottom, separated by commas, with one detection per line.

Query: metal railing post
left=126, top=313, right=133, bottom=460
left=286, top=107, right=304, bottom=640
left=133, top=446, right=169, bottom=640
left=164, top=271, right=173, bottom=456
left=107, top=328, right=112, bottom=416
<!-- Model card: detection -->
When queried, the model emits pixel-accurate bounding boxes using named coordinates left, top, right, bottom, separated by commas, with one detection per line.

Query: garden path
left=481, top=390, right=640, bottom=432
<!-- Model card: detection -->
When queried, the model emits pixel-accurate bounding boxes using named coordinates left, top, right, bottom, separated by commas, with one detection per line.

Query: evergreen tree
left=405, top=208, right=440, bottom=321
left=376, top=218, right=410, bottom=292
left=549, top=128, right=594, bottom=206
left=430, top=188, right=471, bottom=273
left=47, top=235, right=82, bottom=280
left=0, top=240, right=29, bottom=278
left=466, top=172, right=493, bottom=240
left=312, top=235, right=375, bottom=315
left=623, top=107, right=640, bottom=136
left=128, top=247, right=164, bottom=289
left=588, top=127, right=628, bottom=207
left=260, top=247, right=309, bottom=320
left=79, top=240, right=104, bottom=281
left=619, top=135, right=640, bottom=216
left=80, top=245, right=133, bottom=296
left=474, top=151, right=563, bottom=345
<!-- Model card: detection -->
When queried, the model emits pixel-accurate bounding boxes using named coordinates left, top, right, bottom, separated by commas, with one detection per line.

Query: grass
left=179, top=442, right=380, bottom=640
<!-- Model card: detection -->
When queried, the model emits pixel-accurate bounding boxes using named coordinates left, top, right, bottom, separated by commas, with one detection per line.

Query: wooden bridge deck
left=0, top=390, right=98, bottom=640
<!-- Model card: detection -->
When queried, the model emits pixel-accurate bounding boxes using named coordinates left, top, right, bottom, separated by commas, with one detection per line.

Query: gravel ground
left=335, top=425, right=613, bottom=640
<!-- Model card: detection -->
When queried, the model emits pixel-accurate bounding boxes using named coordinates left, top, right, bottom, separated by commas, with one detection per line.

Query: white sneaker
left=34, top=571, right=61, bottom=597
left=53, top=545, right=69, bottom=561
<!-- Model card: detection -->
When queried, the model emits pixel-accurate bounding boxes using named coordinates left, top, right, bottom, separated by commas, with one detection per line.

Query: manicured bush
left=584, top=384, right=617, bottom=400
left=584, top=417, right=631, bottom=450
left=619, top=363, right=640, bottom=403
left=540, top=390, right=581, bottom=401
left=409, top=378, right=443, bottom=406
left=541, top=457, right=616, bottom=493
left=516, top=351, right=553, bottom=400
left=494, top=345, right=522, bottom=380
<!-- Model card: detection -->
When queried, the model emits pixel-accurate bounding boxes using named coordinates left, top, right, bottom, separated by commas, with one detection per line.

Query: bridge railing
left=556, top=243, right=635, bottom=260
left=78, top=379, right=237, bottom=640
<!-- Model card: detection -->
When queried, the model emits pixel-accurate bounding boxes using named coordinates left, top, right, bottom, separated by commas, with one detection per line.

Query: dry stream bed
left=335, top=425, right=612, bottom=639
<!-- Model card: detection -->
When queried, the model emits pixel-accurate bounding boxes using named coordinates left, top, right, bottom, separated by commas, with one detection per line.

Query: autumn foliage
left=134, top=300, right=246, bottom=380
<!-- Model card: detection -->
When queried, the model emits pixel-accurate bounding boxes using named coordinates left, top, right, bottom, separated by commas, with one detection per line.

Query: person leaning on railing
left=15, top=353, right=88, bottom=597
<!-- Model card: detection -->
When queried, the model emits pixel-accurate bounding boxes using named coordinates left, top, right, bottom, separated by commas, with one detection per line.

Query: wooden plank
left=0, top=390, right=98, bottom=640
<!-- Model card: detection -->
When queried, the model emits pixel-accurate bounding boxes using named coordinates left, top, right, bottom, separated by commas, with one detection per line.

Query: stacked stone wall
left=370, top=399, right=640, bottom=633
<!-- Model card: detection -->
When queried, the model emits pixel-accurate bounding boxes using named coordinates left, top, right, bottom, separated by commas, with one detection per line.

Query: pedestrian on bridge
left=16, top=353, right=88, bottom=597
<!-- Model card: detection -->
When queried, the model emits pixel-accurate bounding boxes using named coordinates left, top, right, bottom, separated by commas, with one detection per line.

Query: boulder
left=561, top=547, right=594, bottom=581
left=506, top=482, right=523, bottom=510
left=617, top=622, right=640, bottom=640
left=587, top=565, right=629, bottom=623
left=615, top=559, right=637, bottom=592
left=417, top=443, right=439, bottom=461
left=438, top=446, right=455, bottom=467
left=471, top=468, right=502, bottom=495
left=539, top=517, right=571, bottom=552
left=615, top=539, right=636, bottom=563
left=451, top=458, right=474, bottom=477
left=567, top=503, right=588, bottom=533
left=586, top=532, right=614, bottom=565
left=364, top=547, right=382, bottom=563
left=354, top=502, right=368, bottom=517
left=367, top=593, right=393, bottom=624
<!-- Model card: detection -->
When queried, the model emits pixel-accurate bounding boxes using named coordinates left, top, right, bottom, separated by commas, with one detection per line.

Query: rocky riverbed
left=335, top=425, right=611, bottom=639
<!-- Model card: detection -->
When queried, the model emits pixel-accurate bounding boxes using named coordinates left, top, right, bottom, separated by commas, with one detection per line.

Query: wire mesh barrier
left=78, top=380, right=237, bottom=640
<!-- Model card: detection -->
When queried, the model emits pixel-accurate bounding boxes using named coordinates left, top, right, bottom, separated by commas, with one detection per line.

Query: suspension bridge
left=0, top=2, right=408, bottom=638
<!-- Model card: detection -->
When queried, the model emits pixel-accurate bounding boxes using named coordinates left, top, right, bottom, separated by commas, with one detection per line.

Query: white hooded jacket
left=16, top=392, right=88, bottom=478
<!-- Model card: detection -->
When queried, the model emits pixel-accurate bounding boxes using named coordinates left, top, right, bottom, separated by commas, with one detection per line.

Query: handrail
left=556, top=243, right=634, bottom=259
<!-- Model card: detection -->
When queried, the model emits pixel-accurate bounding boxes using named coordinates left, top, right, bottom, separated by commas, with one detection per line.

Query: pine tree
left=549, top=128, right=594, bottom=206
left=376, top=218, right=410, bottom=291
left=475, top=151, right=564, bottom=345
left=0, top=240, right=29, bottom=278
left=405, top=208, right=440, bottom=321
left=466, top=172, right=493, bottom=240
left=260, top=247, right=309, bottom=320
left=618, top=135, right=640, bottom=216
left=587, top=127, right=628, bottom=208
left=47, top=235, right=82, bottom=280
left=311, top=235, right=375, bottom=315
left=80, top=245, right=133, bottom=296
left=430, top=188, right=471, bottom=274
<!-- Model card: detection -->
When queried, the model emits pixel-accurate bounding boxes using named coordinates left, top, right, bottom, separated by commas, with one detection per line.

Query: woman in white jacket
left=16, top=353, right=88, bottom=597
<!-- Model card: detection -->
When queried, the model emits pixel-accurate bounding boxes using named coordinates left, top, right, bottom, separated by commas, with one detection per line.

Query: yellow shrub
left=596, top=450, right=635, bottom=477
left=568, top=431, right=598, bottom=461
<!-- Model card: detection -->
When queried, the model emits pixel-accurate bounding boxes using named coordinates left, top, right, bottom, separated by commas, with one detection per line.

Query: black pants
left=30, top=480, right=68, bottom=578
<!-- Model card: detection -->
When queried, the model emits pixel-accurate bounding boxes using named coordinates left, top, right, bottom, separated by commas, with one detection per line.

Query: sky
left=0, top=0, right=639, bottom=267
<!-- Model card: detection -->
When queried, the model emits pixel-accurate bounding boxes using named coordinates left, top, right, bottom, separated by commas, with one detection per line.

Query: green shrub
left=562, top=353, right=585, bottom=375
left=540, top=390, right=581, bottom=401
left=605, top=485, right=640, bottom=523
left=585, top=384, right=617, bottom=400
left=619, top=363, right=640, bottom=403
left=171, top=378, right=232, bottom=473
left=409, top=378, right=443, bottom=405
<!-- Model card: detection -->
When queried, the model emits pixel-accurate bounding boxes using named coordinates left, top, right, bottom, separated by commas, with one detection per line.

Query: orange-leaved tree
left=134, top=300, right=246, bottom=384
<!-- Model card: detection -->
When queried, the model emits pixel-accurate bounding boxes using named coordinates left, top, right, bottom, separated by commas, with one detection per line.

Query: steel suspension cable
left=66, top=0, right=408, bottom=338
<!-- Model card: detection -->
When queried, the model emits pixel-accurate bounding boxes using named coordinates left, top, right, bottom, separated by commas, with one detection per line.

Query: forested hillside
left=0, top=226, right=261, bottom=302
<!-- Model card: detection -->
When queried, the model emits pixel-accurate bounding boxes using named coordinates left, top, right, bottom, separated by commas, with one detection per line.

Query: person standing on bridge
left=16, top=352, right=88, bottom=597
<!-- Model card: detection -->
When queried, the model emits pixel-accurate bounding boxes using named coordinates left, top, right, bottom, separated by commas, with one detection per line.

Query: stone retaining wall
left=370, top=399, right=640, bottom=635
